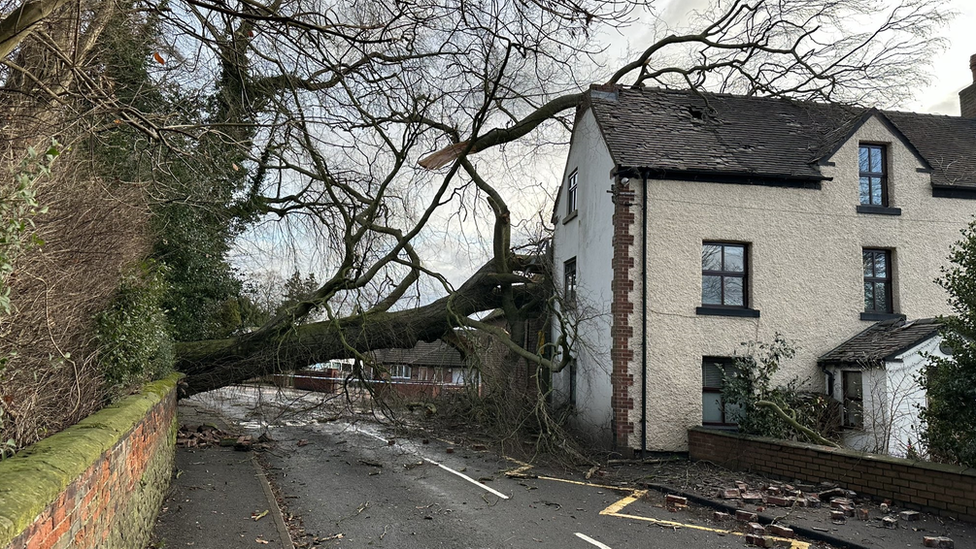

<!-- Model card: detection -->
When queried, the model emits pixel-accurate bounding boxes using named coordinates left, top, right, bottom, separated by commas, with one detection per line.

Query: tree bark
left=175, top=265, right=543, bottom=396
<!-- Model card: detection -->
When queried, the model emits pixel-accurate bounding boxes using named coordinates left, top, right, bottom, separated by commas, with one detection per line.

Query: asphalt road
left=251, top=419, right=803, bottom=549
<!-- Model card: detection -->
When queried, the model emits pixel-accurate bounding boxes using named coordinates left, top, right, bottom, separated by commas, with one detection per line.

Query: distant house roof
left=585, top=86, right=976, bottom=189
left=818, top=318, right=942, bottom=366
left=368, top=340, right=464, bottom=368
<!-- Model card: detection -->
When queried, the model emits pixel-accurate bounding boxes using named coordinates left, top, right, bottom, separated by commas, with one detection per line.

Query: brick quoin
left=610, top=179, right=637, bottom=451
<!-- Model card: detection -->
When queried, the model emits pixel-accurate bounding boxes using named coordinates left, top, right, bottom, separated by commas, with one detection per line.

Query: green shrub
left=96, top=262, right=174, bottom=394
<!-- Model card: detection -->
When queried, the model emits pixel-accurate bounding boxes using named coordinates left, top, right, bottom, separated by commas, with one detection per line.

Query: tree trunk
left=175, top=270, right=542, bottom=396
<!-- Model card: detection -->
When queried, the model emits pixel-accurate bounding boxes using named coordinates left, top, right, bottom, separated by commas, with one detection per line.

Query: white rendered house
left=551, top=60, right=976, bottom=454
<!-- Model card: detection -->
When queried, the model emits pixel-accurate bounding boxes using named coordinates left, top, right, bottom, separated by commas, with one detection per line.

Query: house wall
left=829, top=336, right=949, bottom=457
left=551, top=108, right=617, bottom=445
left=630, top=115, right=975, bottom=452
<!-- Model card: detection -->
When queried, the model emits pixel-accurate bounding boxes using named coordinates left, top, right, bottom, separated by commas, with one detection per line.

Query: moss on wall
left=0, top=373, right=182, bottom=547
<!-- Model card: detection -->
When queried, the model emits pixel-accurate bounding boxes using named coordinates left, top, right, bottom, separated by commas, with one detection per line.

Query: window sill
left=562, top=210, right=578, bottom=224
left=860, top=312, right=906, bottom=321
left=696, top=306, right=760, bottom=318
left=856, top=205, right=901, bottom=216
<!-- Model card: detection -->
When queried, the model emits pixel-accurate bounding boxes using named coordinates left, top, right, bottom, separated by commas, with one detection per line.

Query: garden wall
left=688, top=427, right=976, bottom=521
left=0, top=373, right=182, bottom=549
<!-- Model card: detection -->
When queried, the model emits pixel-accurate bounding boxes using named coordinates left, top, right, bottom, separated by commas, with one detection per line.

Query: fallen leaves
left=251, top=510, right=269, bottom=521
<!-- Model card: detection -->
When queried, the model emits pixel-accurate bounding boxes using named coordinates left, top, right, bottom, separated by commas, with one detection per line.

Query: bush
left=723, top=335, right=840, bottom=445
left=96, top=261, right=174, bottom=395
left=919, top=218, right=976, bottom=467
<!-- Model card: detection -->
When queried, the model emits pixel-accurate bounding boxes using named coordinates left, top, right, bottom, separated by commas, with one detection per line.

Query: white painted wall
left=831, top=336, right=950, bottom=457
left=551, top=109, right=617, bottom=446
left=555, top=109, right=974, bottom=453
left=632, top=114, right=974, bottom=452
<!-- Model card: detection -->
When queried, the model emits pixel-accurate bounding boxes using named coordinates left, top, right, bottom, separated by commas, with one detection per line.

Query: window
left=564, top=257, right=577, bottom=305
left=863, top=249, right=892, bottom=314
left=702, top=243, right=746, bottom=307
left=702, top=358, right=741, bottom=426
left=859, top=145, right=887, bottom=206
left=566, top=170, right=578, bottom=215
left=390, top=364, right=411, bottom=379
left=842, top=370, right=863, bottom=428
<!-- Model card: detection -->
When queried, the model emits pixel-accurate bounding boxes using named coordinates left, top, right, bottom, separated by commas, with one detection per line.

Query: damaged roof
left=368, top=340, right=464, bottom=368
left=818, top=318, right=942, bottom=365
left=586, top=86, right=976, bottom=188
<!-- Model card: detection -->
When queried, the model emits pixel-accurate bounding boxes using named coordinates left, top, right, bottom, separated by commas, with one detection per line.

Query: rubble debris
left=234, top=435, right=253, bottom=451
left=818, top=487, right=846, bottom=501
left=829, top=497, right=853, bottom=509
left=665, top=494, right=688, bottom=506
left=899, top=510, right=921, bottom=521
left=719, top=488, right=741, bottom=499
left=766, top=495, right=794, bottom=507
left=856, top=508, right=870, bottom=521
left=882, top=516, right=899, bottom=529
left=742, top=491, right=763, bottom=503
left=747, top=522, right=765, bottom=535
left=923, top=536, right=954, bottom=549
left=767, top=524, right=794, bottom=538
left=713, top=511, right=732, bottom=521
left=830, top=510, right=847, bottom=523
left=735, top=510, right=759, bottom=522
left=176, top=424, right=234, bottom=448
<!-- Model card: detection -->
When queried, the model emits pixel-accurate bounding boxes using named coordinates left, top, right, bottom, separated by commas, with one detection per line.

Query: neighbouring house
left=551, top=57, right=976, bottom=455
left=818, top=318, right=951, bottom=457
left=368, top=340, right=475, bottom=398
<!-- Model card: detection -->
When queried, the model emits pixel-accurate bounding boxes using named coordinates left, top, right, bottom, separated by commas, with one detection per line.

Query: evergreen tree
left=920, top=219, right=976, bottom=466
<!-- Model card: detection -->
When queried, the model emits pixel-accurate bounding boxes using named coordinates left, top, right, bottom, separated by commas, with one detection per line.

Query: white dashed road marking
left=575, top=532, right=613, bottom=549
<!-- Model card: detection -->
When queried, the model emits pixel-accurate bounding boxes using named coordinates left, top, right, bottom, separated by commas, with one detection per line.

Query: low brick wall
left=688, top=427, right=976, bottom=521
left=0, top=373, right=182, bottom=549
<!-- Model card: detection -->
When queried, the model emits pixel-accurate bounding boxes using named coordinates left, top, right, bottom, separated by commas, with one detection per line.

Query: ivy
left=0, top=141, right=57, bottom=314
left=95, top=261, right=174, bottom=395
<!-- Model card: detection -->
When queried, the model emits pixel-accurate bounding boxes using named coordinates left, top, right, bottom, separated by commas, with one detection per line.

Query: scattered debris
left=882, top=516, right=899, bottom=529
left=235, top=435, right=253, bottom=451
left=900, top=510, right=921, bottom=521
left=251, top=510, right=269, bottom=521
left=923, top=536, right=954, bottom=548
left=296, top=439, right=308, bottom=447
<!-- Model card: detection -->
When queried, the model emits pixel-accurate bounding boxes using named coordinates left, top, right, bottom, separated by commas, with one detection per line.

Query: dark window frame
left=862, top=249, right=893, bottom=314
left=702, top=357, right=739, bottom=427
left=566, top=170, right=578, bottom=215
left=859, top=144, right=888, bottom=207
left=842, top=370, right=864, bottom=429
left=701, top=242, right=748, bottom=308
left=564, top=257, right=577, bottom=306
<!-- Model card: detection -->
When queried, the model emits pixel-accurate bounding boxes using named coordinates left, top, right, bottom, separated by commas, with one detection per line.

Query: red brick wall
left=688, top=427, right=976, bottom=521
left=2, top=376, right=179, bottom=549
left=610, top=179, right=637, bottom=451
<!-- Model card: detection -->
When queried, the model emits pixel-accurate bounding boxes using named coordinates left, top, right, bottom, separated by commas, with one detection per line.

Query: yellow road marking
left=503, top=466, right=810, bottom=549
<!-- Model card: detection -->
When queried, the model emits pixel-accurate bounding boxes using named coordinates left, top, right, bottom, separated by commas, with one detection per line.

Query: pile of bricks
left=706, top=481, right=955, bottom=548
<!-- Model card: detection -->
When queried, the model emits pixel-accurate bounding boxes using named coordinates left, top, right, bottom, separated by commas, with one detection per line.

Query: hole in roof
left=688, top=107, right=704, bottom=120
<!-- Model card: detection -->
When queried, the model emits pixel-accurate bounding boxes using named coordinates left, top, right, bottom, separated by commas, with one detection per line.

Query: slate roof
left=368, top=340, right=464, bottom=368
left=818, top=318, right=942, bottom=366
left=587, top=86, right=976, bottom=188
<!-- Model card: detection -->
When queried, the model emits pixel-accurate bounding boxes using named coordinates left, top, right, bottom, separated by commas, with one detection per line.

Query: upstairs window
left=564, top=257, right=577, bottom=305
left=567, top=170, right=578, bottom=215
left=859, top=145, right=888, bottom=206
left=391, top=364, right=411, bottom=379
left=863, top=249, right=892, bottom=314
left=702, top=243, right=747, bottom=307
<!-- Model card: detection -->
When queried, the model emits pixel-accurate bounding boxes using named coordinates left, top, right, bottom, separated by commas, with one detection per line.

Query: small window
left=702, top=358, right=741, bottom=426
left=702, top=243, right=747, bottom=307
left=391, top=364, right=411, bottom=379
left=842, top=370, right=863, bottom=428
left=567, top=170, right=578, bottom=215
left=859, top=145, right=888, bottom=206
left=863, top=249, right=892, bottom=313
left=564, top=257, right=577, bottom=305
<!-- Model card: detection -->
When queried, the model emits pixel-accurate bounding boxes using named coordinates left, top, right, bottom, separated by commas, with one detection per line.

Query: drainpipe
left=640, top=174, right=648, bottom=458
